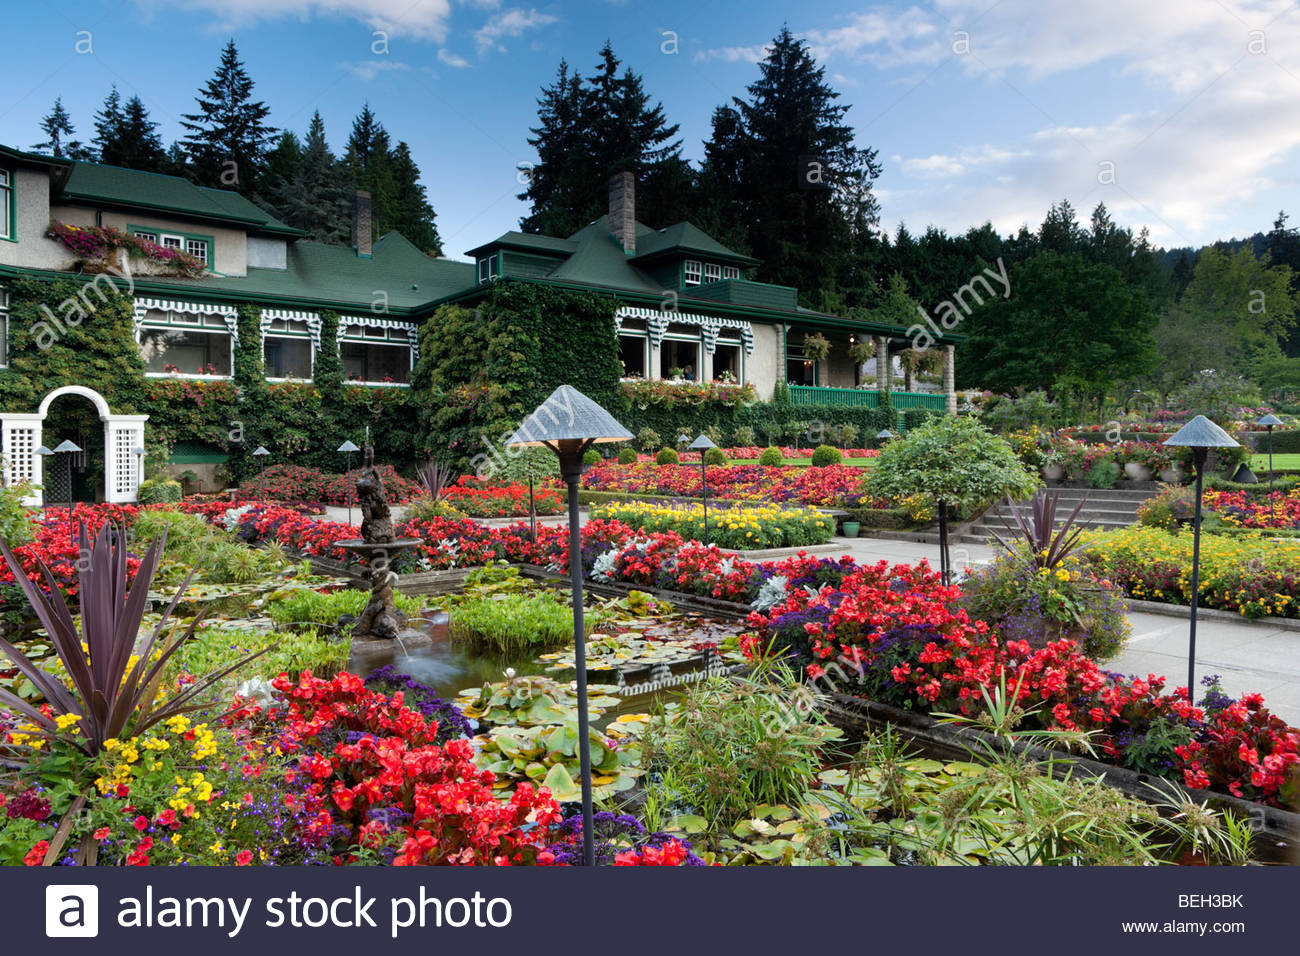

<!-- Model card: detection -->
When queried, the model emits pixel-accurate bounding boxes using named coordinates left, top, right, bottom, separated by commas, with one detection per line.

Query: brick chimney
left=608, top=172, right=635, bottom=254
left=351, top=190, right=372, bottom=258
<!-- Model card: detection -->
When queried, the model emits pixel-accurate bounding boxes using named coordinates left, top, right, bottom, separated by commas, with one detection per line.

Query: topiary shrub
left=759, top=446, right=783, bottom=467
left=617, top=447, right=638, bottom=465
left=637, top=427, right=662, bottom=452
left=583, top=449, right=602, bottom=466
left=704, top=447, right=727, bottom=467
left=811, top=444, right=843, bottom=467
left=137, top=478, right=183, bottom=504
left=656, top=447, right=680, bottom=466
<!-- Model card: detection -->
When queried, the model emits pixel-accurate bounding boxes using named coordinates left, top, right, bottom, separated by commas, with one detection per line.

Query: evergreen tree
left=94, top=88, right=167, bottom=171
left=520, top=45, right=686, bottom=237
left=698, top=27, right=881, bottom=310
left=180, top=40, right=276, bottom=194
left=388, top=141, right=441, bottom=255
left=34, top=97, right=95, bottom=160
left=1265, top=212, right=1300, bottom=355
left=263, top=113, right=351, bottom=243
left=340, top=106, right=439, bottom=253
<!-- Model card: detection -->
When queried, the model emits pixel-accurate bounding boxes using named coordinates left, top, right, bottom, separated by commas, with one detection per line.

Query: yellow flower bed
left=591, top=499, right=834, bottom=550
left=1078, top=525, right=1300, bottom=619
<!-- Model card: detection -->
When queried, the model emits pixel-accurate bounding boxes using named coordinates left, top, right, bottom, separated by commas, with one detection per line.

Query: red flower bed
left=441, top=477, right=564, bottom=517
left=581, top=461, right=877, bottom=507
left=237, top=672, right=562, bottom=865
left=238, top=464, right=421, bottom=507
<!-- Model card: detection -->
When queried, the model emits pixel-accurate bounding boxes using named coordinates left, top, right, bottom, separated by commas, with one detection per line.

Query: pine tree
left=698, top=27, right=881, bottom=309
left=388, top=141, right=441, bottom=255
left=95, top=89, right=167, bottom=171
left=180, top=40, right=276, bottom=194
left=34, top=97, right=95, bottom=160
left=342, top=106, right=397, bottom=237
left=520, top=45, right=687, bottom=236
left=263, top=113, right=351, bottom=244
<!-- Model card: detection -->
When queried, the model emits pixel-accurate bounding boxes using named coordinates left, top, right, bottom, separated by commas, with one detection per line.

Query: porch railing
left=788, top=385, right=947, bottom=411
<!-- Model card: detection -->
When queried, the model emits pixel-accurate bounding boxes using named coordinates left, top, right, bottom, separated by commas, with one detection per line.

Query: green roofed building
left=0, top=148, right=960, bottom=502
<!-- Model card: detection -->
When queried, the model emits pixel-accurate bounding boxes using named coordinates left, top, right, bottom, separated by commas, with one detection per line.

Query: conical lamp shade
left=506, top=385, right=633, bottom=447
left=1163, top=415, right=1239, bottom=448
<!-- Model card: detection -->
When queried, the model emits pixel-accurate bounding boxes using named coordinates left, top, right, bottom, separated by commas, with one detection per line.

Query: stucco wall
left=55, top=206, right=248, bottom=276
left=0, top=167, right=69, bottom=270
left=748, top=322, right=781, bottom=400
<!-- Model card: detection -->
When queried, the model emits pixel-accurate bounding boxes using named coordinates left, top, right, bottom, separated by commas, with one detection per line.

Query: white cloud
left=473, top=7, right=557, bottom=55
left=339, top=58, right=411, bottom=80
left=135, top=0, right=455, bottom=41
left=438, top=48, right=471, bottom=68
left=694, top=44, right=771, bottom=64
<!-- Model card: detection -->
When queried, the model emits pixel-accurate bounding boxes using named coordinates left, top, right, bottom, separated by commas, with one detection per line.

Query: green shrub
left=636, top=427, right=662, bottom=452
left=404, top=497, right=467, bottom=523
left=656, top=447, right=680, bottom=465
left=617, top=446, right=638, bottom=464
left=732, top=425, right=756, bottom=447
left=831, top=423, right=859, bottom=447
left=759, top=446, right=783, bottom=467
left=138, top=478, right=183, bottom=504
left=811, top=444, right=843, bottom=467
left=266, top=587, right=425, bottom=631
left=704, top=447, right=727, bottom=467
left=1088, top=459, right=1121, bottom=489
left=902, top=408, right=936, bottom=431
left=583, top=448, right=602, bottom=466
left=0, top=484, right=36, bottom=545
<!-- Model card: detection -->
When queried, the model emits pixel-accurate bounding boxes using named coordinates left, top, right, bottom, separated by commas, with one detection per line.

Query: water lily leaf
left=817, top=769, right=850, bottom=787
left=670, top=814, right=708, bottom=834
left=541, top=762, right=581, bottom=801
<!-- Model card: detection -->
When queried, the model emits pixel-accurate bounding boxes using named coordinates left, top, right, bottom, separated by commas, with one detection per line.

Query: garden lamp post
left=677, top=433, right=691, bottom=453
left=53, top=440, right=82, bottom=548
left=876, top=428, right=895, bottom=444
left=506, top=385, right=633, bottom=867
left=132, top=445, right=146, bottom=499
left=1256, top=413, right=1283, bottom=523
left=338, top=440, right=360, bottom=524
left=35, top=445, right=53, bottom=513
left=253, top=446, right=270, bottom=502
left=689, top=434, right=717, bottom=546
left=1164, top=416, right=1240, bottom=702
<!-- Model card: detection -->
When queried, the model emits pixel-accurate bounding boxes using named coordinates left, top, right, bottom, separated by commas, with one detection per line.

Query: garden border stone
left=1125, top=597, right=1300, bottom=632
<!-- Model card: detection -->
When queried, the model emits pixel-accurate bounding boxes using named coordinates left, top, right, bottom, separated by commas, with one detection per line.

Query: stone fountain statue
left=337, top=445, right=421, bottom=642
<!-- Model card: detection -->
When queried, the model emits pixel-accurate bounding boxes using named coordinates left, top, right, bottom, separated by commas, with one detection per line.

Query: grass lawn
left=1250, top=453, right=1300, bottom=470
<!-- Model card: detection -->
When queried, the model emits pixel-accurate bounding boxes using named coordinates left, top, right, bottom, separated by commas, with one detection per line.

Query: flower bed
left=1078, top=526, right=1300, bottom=619
left=1202, top=487, right=1300, bottom=529
left=441, top=477, right=564, bottom=517
left=237, top=464, right=421, bottom=506
left=590, top=500, right=834, bottom=550
left=45, top=221, right=207, bottom=278
left=581, top=460, right=877, bottom=507
left=745, top=561, right=1300, bottom=807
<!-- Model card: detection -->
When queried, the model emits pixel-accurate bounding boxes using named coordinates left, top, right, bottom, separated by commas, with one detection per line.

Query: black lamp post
left=1164, top=415, right=1240, bottom=702
left=689, top=434, right=717, bottom=546
left=253, top=446, right=270, bottom=502
left=53, top=440, right=82, bottom=548
left=338, top=440, right=360, bottom=524
left=876, top=428, right=895, bottom=445
left=1256, top=413, right=1283, bottom=524
left=506, top=385, right=633, bottom=867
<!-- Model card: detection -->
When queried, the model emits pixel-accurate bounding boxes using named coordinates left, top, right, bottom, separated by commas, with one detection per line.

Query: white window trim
left=134, top=297, right=238, bottom=380
left=713, top=336, right=745, bottom=384
left=260, top=309, right=320, bottom=383
left=0, top=286, right=9, bottom=368
left=683, top=260, right=702, bottom=285
left=723, top=265, right=741, bottom=280
left=659, top=333, right=702, bottom=381
left=617, top=330, right=650, bottom=379
left=704, top=263, right=722, bottom=283
left=0, top=168, right=12, bottom=241
left=184, top=237, right=209, bottom=264
left=337, top=315, right=418, bottom=387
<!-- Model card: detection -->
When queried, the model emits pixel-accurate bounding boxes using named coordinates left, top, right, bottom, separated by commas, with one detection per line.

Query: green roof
left=631, top=222, right=758, bottom=266
left=0, top=145, right=72, bottom=171
left=137, top=231, right=475, bottom=313
left=465, top=231, right=577, bottom=258
left=57, top=162, right=303, bottom=237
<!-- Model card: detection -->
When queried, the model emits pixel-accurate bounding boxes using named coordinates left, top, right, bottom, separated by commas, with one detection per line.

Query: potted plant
left=1040, top=449, right=1066, bottom=481
left=840, top=518, right=861, bottom=538
left=1057, top=439, right=1091, bottom=480
left=848, top=338, right=876, bottom=366
left=1122, top=442, right=1154, bottom=482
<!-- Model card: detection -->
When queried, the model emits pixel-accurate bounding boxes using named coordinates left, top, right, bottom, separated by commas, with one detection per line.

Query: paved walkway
left=322, top=505, right=1300, bottom=724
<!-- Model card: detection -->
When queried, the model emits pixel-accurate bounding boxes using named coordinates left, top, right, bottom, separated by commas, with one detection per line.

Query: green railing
left=789, top=385, right=947, bottom=411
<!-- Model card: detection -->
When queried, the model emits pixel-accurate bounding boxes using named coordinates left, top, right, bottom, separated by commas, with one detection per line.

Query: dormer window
left=723, top=265, right=740, bottom=280
left=130, top=226, right=212, bottom=271
left=704, top=263, right=721, bottom=283
left=684, top=260, right=702, bottom=286
left=477, top=253, right=499, bottom=283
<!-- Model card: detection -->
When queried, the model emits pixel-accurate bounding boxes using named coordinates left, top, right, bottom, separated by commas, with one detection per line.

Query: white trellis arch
left=2, top=385, right=148, bottom=506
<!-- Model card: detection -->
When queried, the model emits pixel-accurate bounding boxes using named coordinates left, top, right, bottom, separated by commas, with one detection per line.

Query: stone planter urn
left=1158, top=465, right=1183, bottom=483
left=1124, top=462, right=1152, bottom=482
left=1042, top=463, right=1065, bottom=480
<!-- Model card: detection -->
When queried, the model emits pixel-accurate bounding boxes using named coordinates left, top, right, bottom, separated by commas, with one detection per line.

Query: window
left=714, top=341, right=742, bottom=383
left=723, top=265, right=741, bottom=280
left=0, top=288, right=8, bottom=367
left=138, top=309, right=233, bottom=376
left=185, top=238, right=209, bottom=264
left=618, top=334, right=648, bottom=377
left=133, top=230, right=158, bottom=243
left=0, top=169, right=11, bottom=240
left=704, top=263, right=722, bottom=283
left=661, top=337, right=701, bottom=380
left=263, top=318, right=313, bottom=379
left=477, top=254, right=499, bottom=283
left=339, top=321, right=414, bottom=384
left=786, top=344, right=816, bottom=386
left=161, top=235, right=182, bottom=251
left=683, top=260, right=702, bottom=286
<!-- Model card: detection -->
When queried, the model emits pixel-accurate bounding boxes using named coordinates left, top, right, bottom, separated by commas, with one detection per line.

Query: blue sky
left=4, top=1, right=1300, bottom=259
